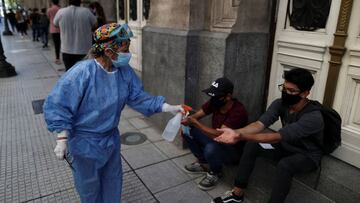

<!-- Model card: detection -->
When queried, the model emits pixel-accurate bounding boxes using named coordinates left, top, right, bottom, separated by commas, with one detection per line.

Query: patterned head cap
left=92, top=23, right=133, bottom=53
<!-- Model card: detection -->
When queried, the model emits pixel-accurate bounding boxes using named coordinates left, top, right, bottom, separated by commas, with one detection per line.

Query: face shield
left=110, top=24, right=134, bottom=44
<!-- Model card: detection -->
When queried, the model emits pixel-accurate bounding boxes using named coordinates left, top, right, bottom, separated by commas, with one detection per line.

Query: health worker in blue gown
left=43, top=23, right=184, bottom=203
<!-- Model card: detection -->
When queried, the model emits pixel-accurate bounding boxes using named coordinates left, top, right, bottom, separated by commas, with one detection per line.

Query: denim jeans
left=183, top=127, right=244, bottom=174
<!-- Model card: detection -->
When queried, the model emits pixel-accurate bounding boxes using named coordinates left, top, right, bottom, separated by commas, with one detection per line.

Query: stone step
left=222, top=157, right=335, bottom=203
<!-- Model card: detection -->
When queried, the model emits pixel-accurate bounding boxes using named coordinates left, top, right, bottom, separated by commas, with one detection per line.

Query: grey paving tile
left=122, top=156, right=132, bottom=173
left=171, top=153, right=204, bottom=179
left=154, top=140, right=191, bottom=158
left=122, top=143, right=168, bottom=169
left=128, top=117, right=152, bottom=129
left=135, top=160, right=190, bottom=193
left=139, top=127, right=164, bottom=142
left=119, top=118, right=137, bottom=133
left=155, top=181, right=212, bottom=203
left=31, top=188, right=79, bottom=203
left=206, top=180, right=233, bottom=199
left=121, top=140, right=151, bottom=150
left=121, top=106, right=144, bottom=118
left=122, top=171, right=157, bottom=203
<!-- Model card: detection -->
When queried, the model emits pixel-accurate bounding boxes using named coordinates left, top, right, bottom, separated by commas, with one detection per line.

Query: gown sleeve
left=43, top=65, right=89, bottom=133
left=125, top=67, right=165, bottom=117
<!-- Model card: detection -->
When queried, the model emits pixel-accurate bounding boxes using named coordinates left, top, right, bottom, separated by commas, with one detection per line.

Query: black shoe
left=211, top=191, right=244, bottom=203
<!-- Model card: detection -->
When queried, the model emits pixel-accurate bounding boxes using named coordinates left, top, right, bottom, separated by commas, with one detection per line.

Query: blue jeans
left=183, top=127, right=244, bottom=174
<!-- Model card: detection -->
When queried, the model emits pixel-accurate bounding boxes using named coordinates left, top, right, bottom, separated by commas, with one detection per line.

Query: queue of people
left=5, top=0, right=107, bottom=68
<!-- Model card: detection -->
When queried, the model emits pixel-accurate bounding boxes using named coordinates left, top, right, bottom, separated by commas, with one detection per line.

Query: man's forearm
left=236, top=121, right=265, bottom=135
left=192, top=121, right=221, bottom=139
left=241, top=132, right=281, bottom=143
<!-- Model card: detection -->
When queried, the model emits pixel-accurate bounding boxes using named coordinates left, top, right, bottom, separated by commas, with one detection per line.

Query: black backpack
left=296, top=100, right=342, bottom=154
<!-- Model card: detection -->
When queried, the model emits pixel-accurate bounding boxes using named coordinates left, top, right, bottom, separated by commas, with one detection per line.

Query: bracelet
left=57, top=137, right=68, bottom=140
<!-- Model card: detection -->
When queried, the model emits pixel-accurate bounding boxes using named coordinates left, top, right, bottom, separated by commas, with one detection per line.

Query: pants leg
left=234, top=142, right=263, bottom=188
left=52, top=33, right=61, bottom=59
left=183, top=127, right=242, bottom=174
left=72, top=155, right=102, bottom=203
left=182, top=127, right=211, bottom=163
left=32, top=25, right=36, bottom=40
left=268, top=153, right=317, bottom=203
left=62, top=53, right=86, bottom=71
left=101, top=136, right=122, bottom=203
left=43, top=28, right=48, bottom=46
left=204, top=141, right=242, bottom=174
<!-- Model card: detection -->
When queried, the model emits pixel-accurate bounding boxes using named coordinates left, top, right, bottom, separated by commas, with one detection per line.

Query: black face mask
left=210, top=97, right=226, bottom=108
left=281, top=91, right=302, bottom=106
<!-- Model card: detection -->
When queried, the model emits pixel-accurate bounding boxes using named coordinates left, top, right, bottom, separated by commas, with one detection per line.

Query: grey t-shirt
left=54, top=5, right=97, bottom=55
left=259, top=99, right=324, bottom=164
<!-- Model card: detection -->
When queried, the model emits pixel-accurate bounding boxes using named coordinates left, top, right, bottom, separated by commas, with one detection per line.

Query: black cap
left=202, top=77, right=234, bottom=97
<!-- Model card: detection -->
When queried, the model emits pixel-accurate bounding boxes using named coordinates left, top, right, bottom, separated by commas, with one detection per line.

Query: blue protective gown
left=43, top=59, right=165, bottom=203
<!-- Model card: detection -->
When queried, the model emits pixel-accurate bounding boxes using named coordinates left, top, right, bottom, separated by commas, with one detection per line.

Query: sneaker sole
left=197, top=183, right=216, bottom=191
left=183, top=166, right=207, bottom=175
left=183, top=169, right=207, bottom=175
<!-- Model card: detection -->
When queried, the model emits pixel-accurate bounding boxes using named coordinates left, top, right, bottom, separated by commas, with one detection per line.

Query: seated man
left=182, top=77, right=248, bottom=190
left=212, top=68, right=324, bottom=203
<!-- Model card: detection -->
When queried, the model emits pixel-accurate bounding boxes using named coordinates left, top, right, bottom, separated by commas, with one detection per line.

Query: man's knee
left=204, top=143, right=222, bottom=160
left=276, top=159, right=293, bottom=176
left=242, top=141, right=262, bottom=156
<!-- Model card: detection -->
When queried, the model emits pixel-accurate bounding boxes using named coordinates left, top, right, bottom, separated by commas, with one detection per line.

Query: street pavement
left=0, top=31, right=234, bottom=203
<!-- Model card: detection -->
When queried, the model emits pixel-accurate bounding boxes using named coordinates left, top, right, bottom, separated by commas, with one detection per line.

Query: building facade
left=19, top=0, right=359, bottom=171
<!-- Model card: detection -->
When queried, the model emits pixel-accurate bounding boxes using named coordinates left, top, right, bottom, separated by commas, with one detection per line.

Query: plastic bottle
left=162, top=112, right=182, bottom=142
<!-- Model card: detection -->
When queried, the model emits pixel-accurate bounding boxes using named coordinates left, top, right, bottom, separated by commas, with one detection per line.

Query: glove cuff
left=56, top=130, right=69, bottom=140
left=161, top=103, right=170, bottom=112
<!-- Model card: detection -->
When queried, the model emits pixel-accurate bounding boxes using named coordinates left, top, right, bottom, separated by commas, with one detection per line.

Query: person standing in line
left=43, top=23, right=184, bottom=203
left=15, top=10, right=26, bottom=37
left=54, top=0, right=97, bottom=71
left=7, top=9, right=17, bottom=33
left=48, top=0, right=61, bottom=64
left=89, top=1, right=107, bottom=30
left=39, top=8, right=50, bottom=48
left=29, top=8, right=40, bottom=41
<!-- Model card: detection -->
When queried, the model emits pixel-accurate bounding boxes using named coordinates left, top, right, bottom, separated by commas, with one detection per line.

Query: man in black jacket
left=212, top=68, right=324, bottom=203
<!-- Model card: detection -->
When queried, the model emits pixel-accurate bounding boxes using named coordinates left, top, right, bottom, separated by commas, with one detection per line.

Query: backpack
left=282, top=100, right=342, bottom=154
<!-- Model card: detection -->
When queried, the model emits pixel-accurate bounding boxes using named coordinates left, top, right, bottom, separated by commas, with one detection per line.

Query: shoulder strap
left=295, top=100, right=320, bottom=121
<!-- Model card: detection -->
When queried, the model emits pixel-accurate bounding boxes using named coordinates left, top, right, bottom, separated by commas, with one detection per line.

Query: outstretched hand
left=214, top=128, right=240, bottom=144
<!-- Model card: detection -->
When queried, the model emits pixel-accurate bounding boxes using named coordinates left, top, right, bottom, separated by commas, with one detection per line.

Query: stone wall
left=143, top=0, right=275, bottom=126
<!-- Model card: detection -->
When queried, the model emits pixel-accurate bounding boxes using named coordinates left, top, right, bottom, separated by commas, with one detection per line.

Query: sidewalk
left=0, top=32, right=234, bottom=202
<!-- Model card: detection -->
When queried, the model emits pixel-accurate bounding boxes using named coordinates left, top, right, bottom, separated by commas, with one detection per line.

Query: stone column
left=225, top=0, right=276, bottom=121
left=142, top=0, right=276, bottom=141
left=142, top=0, right=191, bottom=134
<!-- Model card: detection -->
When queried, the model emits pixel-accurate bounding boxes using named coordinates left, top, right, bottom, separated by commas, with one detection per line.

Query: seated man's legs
left=212, top=142, right=263, bottom=203
left=234, top=141, right=263, bottom=189
left=182, top=127, right=212, bottom=168
left=198, top=140, right=243, bottom=191
left=269, top=153, right=317, bottom=203
left=183, top=127, right=243, bottom=190
left=212, top=143, right=318, bottom=203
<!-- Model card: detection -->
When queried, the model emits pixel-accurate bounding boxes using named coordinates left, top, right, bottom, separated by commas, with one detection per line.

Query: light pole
left=0, top=33, right=16, bottom=77
left=2, top=0, right=13, bottom=35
